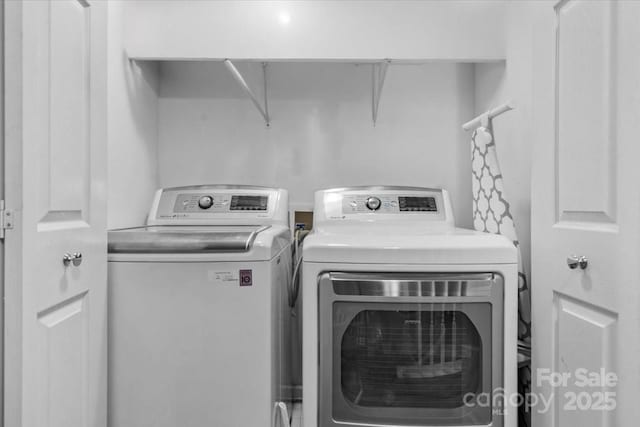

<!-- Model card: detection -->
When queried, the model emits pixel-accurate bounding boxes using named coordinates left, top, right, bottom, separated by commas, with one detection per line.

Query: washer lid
left=108, top=225, right=270, bottom=253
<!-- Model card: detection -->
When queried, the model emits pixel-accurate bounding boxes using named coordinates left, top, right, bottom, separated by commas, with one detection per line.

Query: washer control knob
left=365, top=196, right=382, bottom=211
left=198, top=195, right=214, bottom=209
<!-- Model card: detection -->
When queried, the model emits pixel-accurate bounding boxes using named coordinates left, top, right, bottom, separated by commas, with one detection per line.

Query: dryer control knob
left=198, top=195, right=214, bottom=209
left=366, top=196, right=382, bottom=211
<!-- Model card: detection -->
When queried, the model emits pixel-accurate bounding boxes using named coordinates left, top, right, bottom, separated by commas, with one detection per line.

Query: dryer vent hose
left=288, top=229, right=309, bottom=308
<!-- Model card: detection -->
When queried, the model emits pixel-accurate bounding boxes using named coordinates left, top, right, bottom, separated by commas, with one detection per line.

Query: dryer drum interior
left=340, top=309, right=482, bottom=407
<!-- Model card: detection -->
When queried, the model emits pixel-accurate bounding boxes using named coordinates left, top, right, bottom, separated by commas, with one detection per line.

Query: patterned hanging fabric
left=470, top=120, right=531, bottom=426
left=470, top=122, right=531, bottom=341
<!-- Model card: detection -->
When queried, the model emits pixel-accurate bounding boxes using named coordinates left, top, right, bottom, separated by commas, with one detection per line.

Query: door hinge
left=0, top=200, right=14, bottom=239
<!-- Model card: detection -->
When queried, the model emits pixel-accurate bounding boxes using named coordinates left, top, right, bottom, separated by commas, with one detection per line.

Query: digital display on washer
left=230, top=195, right=268, bottom=211
left=398, top=196, right=437, bottom=212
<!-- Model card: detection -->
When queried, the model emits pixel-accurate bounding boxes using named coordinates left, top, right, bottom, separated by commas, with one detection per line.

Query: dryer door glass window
left=341, top=309, right=483, bottom=409
left=333, top=304, right=492, bottom=426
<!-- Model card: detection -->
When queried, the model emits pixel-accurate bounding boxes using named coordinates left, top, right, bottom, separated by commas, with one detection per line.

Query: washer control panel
left=172, top=193, right=269, bottom=213
left=342, top=194, right=438, bottom=214
left=147, top=186, right=289, bottom=227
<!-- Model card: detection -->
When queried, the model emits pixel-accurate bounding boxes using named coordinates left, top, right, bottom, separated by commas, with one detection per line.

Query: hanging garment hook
left=461, top=101, right=514, bottom=131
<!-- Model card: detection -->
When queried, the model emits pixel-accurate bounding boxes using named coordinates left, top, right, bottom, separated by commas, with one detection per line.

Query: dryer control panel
left=342, top=194, right=438, bottom=214
left=147, top=185, right=288, bottom=227
left=314, top=186, right=454, bottom=227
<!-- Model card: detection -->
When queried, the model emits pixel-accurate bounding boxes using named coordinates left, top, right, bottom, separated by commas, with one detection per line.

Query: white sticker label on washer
left=208, top=270, right=238, bottom=285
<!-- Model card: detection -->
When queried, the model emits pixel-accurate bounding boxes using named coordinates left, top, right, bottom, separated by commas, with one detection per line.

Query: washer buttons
left=365, top=197, right=382, bottom=211
left=198, top=196, right=214, bottom=209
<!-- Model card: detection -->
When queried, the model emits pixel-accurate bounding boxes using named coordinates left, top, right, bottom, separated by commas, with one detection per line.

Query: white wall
left=124, top=0, right=506, bottom=62
left=157, top=61, right=476, bottom=228
left=107, top=1, right=160, bottom=229
left=473, top=1, right=536, bottom=276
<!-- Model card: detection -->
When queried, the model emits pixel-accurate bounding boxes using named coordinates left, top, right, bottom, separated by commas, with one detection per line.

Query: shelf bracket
left=371, top=59, right=390, bottom=126
left=223, top=59, right=270, bottom=127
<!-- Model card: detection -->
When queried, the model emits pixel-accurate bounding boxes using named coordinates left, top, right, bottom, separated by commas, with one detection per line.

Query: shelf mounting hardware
left=372, top=59, right=391, bottom=126
left=223, top=59, right=270, bottom=127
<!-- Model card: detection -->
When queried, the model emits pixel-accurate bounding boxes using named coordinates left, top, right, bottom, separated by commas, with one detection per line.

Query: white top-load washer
left=302, top=186, right=518, bottom=427
left=108, top=185, right=293, bottom=427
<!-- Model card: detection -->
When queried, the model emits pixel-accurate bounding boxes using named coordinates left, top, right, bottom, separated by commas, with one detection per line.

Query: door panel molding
left=36, top=291, right=89, bottom=427
left=41, top=0, right=93, bottom=230
left=554, top=0, right=618, bottom=232
left=553, top=292, right=617, bottom=427
left=37, top=290, right=88, bottom=326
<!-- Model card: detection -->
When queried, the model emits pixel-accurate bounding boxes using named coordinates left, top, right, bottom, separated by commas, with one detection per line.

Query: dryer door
left=318, top=272, right=503, bottom=427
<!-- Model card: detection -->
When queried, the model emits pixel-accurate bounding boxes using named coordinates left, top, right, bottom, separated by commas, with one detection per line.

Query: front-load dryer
left=108, top=185, right=293, bottom=427
left=302, top=186, right=518, bottom=427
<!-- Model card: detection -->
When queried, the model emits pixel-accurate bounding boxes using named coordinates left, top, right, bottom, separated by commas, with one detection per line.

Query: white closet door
left=531, top=1, right=640, bottom=426
left=4, top=1, right=108, bottom=426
